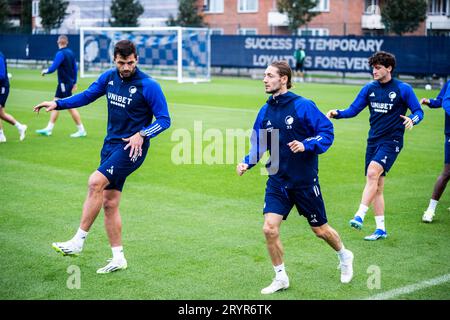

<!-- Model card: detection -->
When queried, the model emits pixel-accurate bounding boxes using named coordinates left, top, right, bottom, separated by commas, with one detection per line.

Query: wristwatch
left=139, top=130, right=147, bottom=138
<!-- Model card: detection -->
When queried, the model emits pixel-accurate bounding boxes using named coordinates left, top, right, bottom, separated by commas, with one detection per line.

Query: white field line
left=364, top=273, right=450, bottom=300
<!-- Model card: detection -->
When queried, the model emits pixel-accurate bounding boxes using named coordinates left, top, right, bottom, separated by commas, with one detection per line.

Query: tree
left=109, top=0, right=144, bottom=27
left=0, top=0, right=11, bottom=31
left=21, top=0, right=32, bottom=33
left=166, top=0, right=205, bottom=27
left=39, top=0, right=69, bottom=33
left=381, top=0, right=427, bottom=35
left=277, top=0, right=320, bottom=34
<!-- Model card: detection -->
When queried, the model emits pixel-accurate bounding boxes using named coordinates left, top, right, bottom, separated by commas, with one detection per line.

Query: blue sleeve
left=243, top=106, right=268, bottom=169
left=400, top=83, right=424, bottom=125
left=46, top=51, right=64, bottom=74
left=429, top=81, right=449, bottom=108
left=56, top=71, right=109, bottom=110
left=335, top=85, right=369, bottom=119
left=443, top=85, right=450, bottom=117
left=296, top=100, right=334, bottom=154
left=0, top=55, right=5, bottom=81
left=140, top=79, right=171, bottom=139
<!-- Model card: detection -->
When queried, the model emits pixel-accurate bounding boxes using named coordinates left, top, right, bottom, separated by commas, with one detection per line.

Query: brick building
left=199, top=0, right=450, bottom=36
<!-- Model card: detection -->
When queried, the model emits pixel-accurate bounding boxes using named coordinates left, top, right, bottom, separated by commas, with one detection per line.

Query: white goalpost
left=80, top=26, right=211, bottom=83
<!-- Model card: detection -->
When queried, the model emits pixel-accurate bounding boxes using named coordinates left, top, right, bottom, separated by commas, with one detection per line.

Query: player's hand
left=33, top=101, right=57, bottom=114
left=236, top=163, right=249, bottom=176
left=123, top=132, right=144, bottom=162
left=400, top=115, right=414, bottom=130
left=288, top=140, right=305, bottom=153
left=41, top=69, right=48, bottom=76
left=72, top=84, right=77, bottom=93
left=326, top=110, right=338, bottom=119
left=420, top=98, right=430, bottom=106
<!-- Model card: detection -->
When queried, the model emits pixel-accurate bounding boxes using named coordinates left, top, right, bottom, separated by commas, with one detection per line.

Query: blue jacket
left=244, top=91, right=334, bottom=188
left=335, top=79, right=424, bottom=144
left=427, top=80, right=450, bottom=135
left=45, top=47, right=77, bottom=84
left=56, top=67, right=171, bottom=144
left=0, top=51, right=9, bottom=87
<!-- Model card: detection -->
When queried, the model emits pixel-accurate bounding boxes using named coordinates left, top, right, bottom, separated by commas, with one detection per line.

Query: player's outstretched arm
left=420, top=98, right=430, bottom=106
left=33, top=101, right=57, bottom=114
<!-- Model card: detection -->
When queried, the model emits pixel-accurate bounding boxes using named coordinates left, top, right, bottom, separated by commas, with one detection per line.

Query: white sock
left=46, top=122, right=55, bottom=131
left=355, top=204, right=369, bottom=220
left=427, top=199, right=438, bottom=212
left=77, top=124, right=85, bottom=132
left=112, top=246, right=125, bottom=261
left=273, top=263, right=288, bottom=281
left=375, top=216, right=385, bottom=231
left=14, top=122, right=23, bottom=129
left=336, top=244, right=349, bottom=261
left=71, top=228, right=88, bottom=247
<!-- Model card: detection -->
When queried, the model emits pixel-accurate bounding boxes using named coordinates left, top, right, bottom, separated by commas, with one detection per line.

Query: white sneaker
left=0, top=134, right=6, bottom=143
left=52, top=241, right=82, bottom=256
left=96, top=258, right=127, bottom=274
left=338, top=250, right=354, bottom=283
left=18, top=125, right=27, bottom=141
left=260, top=278, right=289, bottom=294
left=70, top=130, right=87, bottom=138
left=422, top=209, right=435, bottom=223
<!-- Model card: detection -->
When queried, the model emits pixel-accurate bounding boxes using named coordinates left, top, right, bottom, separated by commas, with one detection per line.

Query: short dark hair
left=368, top=51, right=396, bottom=71
left=114, top=40, right=137, bottom=58
left=270, top=61, right=292, bottom=89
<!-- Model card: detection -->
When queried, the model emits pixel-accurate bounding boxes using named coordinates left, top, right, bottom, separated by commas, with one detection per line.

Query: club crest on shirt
left=388, top=92, right=397, bottom=102
left=285, top=116, right=294, bottom=129
left=129, top=86, right=137, bottom=96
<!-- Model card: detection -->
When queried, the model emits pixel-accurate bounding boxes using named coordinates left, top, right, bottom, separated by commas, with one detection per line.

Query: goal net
left=80, top=26, right=211, bottom=83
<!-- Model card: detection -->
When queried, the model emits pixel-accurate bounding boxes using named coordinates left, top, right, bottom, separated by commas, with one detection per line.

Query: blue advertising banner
left=212, top=35, right=450, bottom=76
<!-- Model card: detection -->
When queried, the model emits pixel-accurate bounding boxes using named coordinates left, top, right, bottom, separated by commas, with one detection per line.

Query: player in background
left=327, top=51, right=424, bottom=240
left=237, top=61, right=354, bottom=295
left=0, top=50, right=27, bottom=143
left=34, top=40, right=171, bottom=273
left=36, top=35, right=87, bottom=138
left=421, top=80, right=450, bottom=222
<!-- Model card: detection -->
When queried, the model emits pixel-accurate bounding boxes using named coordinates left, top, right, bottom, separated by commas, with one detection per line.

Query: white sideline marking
left=365, top=273, right=450, bottom=300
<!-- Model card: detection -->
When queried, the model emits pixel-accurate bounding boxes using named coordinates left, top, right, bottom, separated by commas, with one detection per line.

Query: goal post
left=79, top=26, right=211, bottom=83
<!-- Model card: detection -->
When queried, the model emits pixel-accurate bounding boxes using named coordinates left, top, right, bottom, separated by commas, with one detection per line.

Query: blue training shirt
left=0, top=51, right=9, bottom=87
left=243, top=91, right=334, bottom=188
left=45, top=47, right=77, bottom=84
left=335, top=78, right=424, bottom=143
left=427, top=80, right=450, bottom=135
left=55, top=67, right=171, bottom=143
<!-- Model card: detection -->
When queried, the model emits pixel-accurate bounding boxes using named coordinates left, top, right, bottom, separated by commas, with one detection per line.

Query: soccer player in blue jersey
left=33, top=40, right=171, bottom=273
left=0, top=50, right=27, bottom=143
left=237, top=61, right=354, bottom=294
left=421, top=80, right=450, bottom=223
left=36, top=35, right=87, bottom=138
left=327, top=51, right=424, bottom=241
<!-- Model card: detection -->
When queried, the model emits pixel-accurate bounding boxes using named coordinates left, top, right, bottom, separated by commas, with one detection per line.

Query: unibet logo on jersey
left=107, top=92, right=133, bottom=108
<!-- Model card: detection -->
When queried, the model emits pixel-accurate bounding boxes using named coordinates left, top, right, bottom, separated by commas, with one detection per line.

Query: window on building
left=428, top=0, right=449, bottom=15
left=211, top=28, right=224, bottom=35
left=310, top=0, right=330, bottom=12
left=238, top=0, right=258, bottom=13
left=204, top=0, right=224, bottom=13
left=238, top=28, right=258, bottom=35
left=297, top=28, right=329, bottom=36
left=365, top=0, right=381, bottom=14
left=32, top=0, right=40, bottom=17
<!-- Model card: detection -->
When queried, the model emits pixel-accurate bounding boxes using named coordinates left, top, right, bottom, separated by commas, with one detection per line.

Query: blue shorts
left=0, top=85, right=9, bottom=107
left=98, top=141, right=149, bottom=192
left=263, top=179, right=328, bottom=227
left=365, top=139, right=403, bottom=176
left=445, top=135, right=450, bottom=164
left=55, top=82, right=73, bottom=99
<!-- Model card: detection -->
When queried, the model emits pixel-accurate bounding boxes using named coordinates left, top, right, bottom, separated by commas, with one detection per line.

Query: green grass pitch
left=0, top=68, right=449, bottom=300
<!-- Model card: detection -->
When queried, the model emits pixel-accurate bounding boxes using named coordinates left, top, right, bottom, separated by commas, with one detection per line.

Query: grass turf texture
left=0, top=68, right=449, bottom=300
